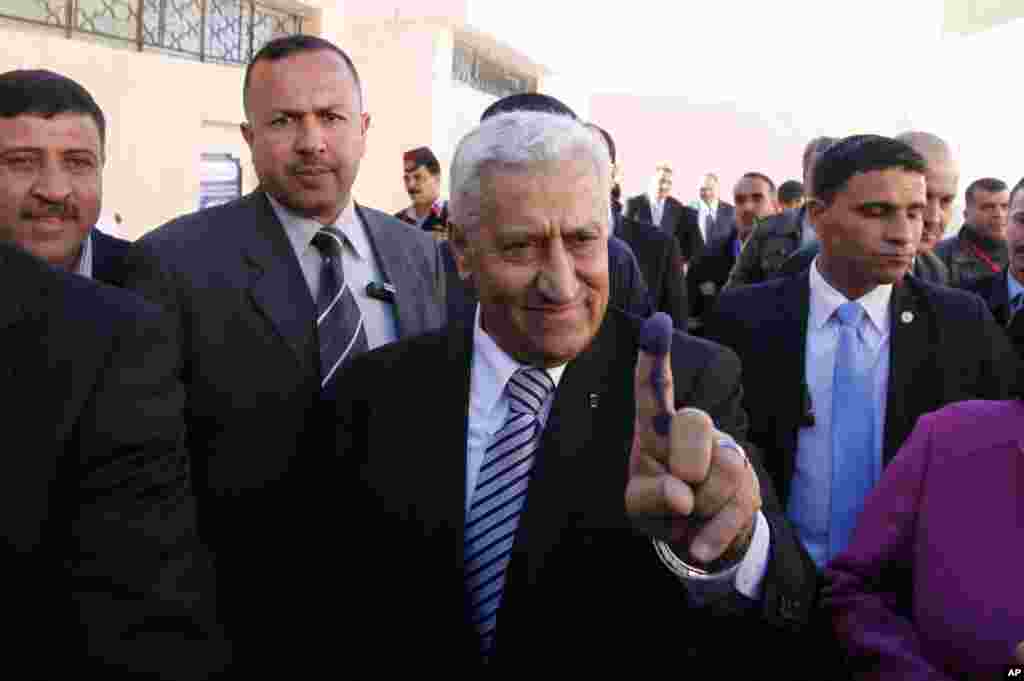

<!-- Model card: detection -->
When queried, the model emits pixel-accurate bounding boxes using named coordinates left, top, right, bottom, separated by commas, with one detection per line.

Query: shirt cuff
left=653, top=510, right=771, bottom=604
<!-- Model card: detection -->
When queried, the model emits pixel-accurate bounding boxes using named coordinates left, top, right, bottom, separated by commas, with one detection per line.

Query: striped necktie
left=465, top=367, right=555, bottom=661
left=311, top=226, right=368, bottom=390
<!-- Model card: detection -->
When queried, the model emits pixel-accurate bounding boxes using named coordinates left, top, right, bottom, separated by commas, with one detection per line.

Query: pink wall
left=590, top=93, right=814, bottom=205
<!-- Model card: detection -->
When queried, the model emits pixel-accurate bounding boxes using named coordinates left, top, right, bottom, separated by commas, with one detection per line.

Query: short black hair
left=0, top=69, right=106, bottom=149
left=813, top=135, right=926, bottom=205
left=738, top=172, right=775, bottom=194
left=404, top=146, right=440, bottom=176
left=1010, top=177, right=1024, bottom=208
left=778, top=180, right=804, bottom=204
left=243, top=34, right=362, bottom=117
left=586, top=123, right=616, bottom=164
left=965, top=177, right=1008, bottom=206
left=802, top=136, right=836, bottom=174
left=480, top=93, right=577, bottom=122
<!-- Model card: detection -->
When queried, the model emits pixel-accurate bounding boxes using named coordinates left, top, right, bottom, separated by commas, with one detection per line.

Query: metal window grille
left=0, top=0, right=303, bottom=64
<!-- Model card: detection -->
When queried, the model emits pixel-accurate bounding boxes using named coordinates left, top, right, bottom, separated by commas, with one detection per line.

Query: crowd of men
left=4, top=31, right=1023, bottom=679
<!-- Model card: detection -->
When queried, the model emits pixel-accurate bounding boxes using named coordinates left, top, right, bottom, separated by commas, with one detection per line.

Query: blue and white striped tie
left=465, top=367, right=555, bottom=661
left=312, top=226, right=368, bottom=390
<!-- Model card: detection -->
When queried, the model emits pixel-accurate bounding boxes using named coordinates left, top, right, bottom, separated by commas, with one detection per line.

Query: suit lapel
left=500, top=312, right=627, bottom=617
left=772, top=273, right=811, bottom=497
left=356, top=203, right=422, bottom=339
left=991, top=269, right=1012, bottom=325
left=240, top=192, right=317, bottom=365
left=884, top=278, right=932, bottom=465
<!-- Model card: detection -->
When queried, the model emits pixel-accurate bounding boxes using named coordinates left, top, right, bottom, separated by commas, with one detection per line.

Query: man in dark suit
left=688, top=172, right=778, bottom=332
left=625, top=164, right=704, bottom=264
left=725, top=136, right=835, bottom=288
left=123, top=35, right=446, bottom=673
left=706, top=136, right=1016, bottom=573
left=694, top=172, right=736, bottom=244
left=2, top=239, right=227, bottom=679
left=963, top=176, right=1024, bottom=356
left=0, top=69, right=132, bottom=286
left=331, top=108, right=820, bottom=674
left=588, top=122, right=688, bottom=328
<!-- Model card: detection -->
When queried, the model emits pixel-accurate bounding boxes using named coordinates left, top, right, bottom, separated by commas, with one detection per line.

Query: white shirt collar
left=808, top=256, right=892, bottom=334
left=472, top=304, right=567, bottom=416
left=702, top=198, right=718, bottom=214
left=266, top=192, right=367, bottom=261
left=74, top=230, right=93, bottom=278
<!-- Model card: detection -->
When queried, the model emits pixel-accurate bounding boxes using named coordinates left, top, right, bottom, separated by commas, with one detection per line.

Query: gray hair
left=449, top=111, right=611, bottom=235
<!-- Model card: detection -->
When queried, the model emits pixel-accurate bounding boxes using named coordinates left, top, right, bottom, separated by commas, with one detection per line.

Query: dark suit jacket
left=90, top=228, right=132, bottom=286
left=330, top=306, right=820, bottom=673
left=963, top=268, right=1024, bottom=359
left=122, top=191, right=446, bottom=673
left=2, top=241, right=225, bottom=679
left=687, top=228, right=743, bottom=329
left=615, top=215, right=688, bottom=328
left=705, top=271, right=1017, bottom=507
left=704, top=200, right=736, bottom=245
left=440, top=235, right=655, bottom=323
left=626, top=194, right=706, bottom=261
left=778, top=241, right=950, bottom=286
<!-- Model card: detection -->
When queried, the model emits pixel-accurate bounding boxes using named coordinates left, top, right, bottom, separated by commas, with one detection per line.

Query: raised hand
left=624, top=312, right=761, bottom=567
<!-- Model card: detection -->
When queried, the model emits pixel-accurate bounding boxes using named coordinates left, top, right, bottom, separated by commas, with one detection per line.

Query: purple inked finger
left=639, top=312, right=673, bottom=436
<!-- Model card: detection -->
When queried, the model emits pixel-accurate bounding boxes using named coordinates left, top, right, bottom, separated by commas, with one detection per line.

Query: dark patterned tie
left=464, top=367, right=555, bottom=661
left=311, top=226, right=368, bottom=389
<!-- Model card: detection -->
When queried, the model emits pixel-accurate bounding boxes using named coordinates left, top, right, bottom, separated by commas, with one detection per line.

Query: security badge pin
left=901, top=311, right=914, bottom=324
left=589, top=393, right=600, bottom=409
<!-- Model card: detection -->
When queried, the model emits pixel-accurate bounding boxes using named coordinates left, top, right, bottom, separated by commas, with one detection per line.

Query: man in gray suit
left=123, top=35, right=445, bottom=674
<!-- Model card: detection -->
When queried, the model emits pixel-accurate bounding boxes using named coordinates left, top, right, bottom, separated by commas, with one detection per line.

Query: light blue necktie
left=465, top=367, right=555, bottom=661
left=829, top=301, right=876, bottom=561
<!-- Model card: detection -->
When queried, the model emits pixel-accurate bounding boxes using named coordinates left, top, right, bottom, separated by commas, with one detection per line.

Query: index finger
left=635, top=312, right=675, bottom=451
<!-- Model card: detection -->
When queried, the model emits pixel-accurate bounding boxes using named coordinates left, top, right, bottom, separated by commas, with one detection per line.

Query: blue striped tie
left=312, top=226, right=368, bottom=390
left=465, top=367, right=555, bottom=661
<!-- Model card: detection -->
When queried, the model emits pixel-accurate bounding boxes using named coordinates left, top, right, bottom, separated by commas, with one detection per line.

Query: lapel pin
left=901, top=311, right=914, bottom=324
left=589, top=393, right=600, bottom=409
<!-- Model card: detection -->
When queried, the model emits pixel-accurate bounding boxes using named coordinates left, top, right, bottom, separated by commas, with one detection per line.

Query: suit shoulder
left=961, top=272, right=1000, bottom=297
left=44, top=263, right=165, bottom=336
left=918, top=399, right=1024, bottom=458
left=360, top=204, right=439, bottom=253
left=933, top=236, right=957, bottom=259
left=910, top=276, right=986, bottom=315
left=136, top=194, right=254, bottom=253
left=92, top=228, right=131, bottom=251
left=717, top=275, right=788, bottom=307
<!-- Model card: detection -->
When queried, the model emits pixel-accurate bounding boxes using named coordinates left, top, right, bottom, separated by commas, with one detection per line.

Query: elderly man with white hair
left=329, top=107, right=819, bottom=672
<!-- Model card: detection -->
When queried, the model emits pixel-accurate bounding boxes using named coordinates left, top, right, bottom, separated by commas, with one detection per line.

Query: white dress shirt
left=467, top=305, right=770, bottom=600
left=697, top=199, right=718, bottom=243
left=650, top=194, right=666, bottom=227
left=267, top=193, right=399, bottom=349
left=74, top=231, right=94, bottom=278
left=787, top=258, right=891, bottom=568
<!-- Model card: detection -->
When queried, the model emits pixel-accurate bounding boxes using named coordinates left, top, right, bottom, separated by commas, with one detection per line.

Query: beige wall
left=0, top=0, right=552, bottom=237
left=0, top=22, right=254, bottom=239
